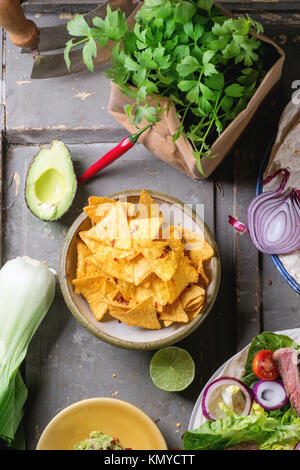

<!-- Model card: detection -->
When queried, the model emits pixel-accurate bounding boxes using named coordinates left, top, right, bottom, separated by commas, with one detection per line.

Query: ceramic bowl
left=59, top=190, right=221, bottom=350
left=36, top=397, right=167, bottom=450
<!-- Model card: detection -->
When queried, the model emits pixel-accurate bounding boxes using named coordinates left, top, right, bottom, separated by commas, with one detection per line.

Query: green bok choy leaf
left=0, top=256, right=55, bottom=447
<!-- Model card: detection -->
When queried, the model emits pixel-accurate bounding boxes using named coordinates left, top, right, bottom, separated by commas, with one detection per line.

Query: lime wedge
left=150, top=346, right=195, bottom=392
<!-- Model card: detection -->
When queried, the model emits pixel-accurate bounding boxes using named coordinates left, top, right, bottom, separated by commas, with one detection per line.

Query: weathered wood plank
left=5, top=11, right=124, bottom=145
left=210, top=154, right=237, bottom=363
left=21, top=0, right=300, bottom=15
left=262, top=254, right=300, bottom=332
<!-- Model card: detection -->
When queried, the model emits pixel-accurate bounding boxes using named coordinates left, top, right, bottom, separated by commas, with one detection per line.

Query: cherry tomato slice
left=252, top=349, right=279, bottom=381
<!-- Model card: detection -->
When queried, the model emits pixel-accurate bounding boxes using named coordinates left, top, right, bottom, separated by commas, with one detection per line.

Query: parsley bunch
left=65, top=0, right=265, bottom=174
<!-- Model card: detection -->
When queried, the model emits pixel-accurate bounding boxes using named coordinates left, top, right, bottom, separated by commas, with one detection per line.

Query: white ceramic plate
left=188, top=328, right=300, bottom=430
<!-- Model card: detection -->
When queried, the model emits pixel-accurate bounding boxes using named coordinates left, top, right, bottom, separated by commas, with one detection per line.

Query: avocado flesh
left=25, top=140, right=77, bottom=221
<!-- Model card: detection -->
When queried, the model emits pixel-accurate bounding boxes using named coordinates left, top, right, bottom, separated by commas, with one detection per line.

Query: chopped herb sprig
left=64, top=0, right=265, bottom=174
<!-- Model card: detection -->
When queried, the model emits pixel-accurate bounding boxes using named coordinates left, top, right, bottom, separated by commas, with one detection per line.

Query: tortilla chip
left=105, top=297, right=135, bottom=312
left=159, top=299, right=189, bottom=323
left=137, top=189, right=161, bottom=219
left=146, top=274, right=170, bottom=308
left=186, top=303, right=205, bottom=320
left=173, top=226, right=214, bottom=286
left=132, top=255, right=152, bottom=285
left=84, top=201, right=136, bottom=225
left=84, top=203, right=114, bottom=224
left=180, top=284, right=206, bottom=310
left=87, top=252, right=135, bottom=284
left=110, top=297, right=161, bottom=330
left=88, top=196, right=116, bottom=206
left=116, top=279, right=152, bottom=304
left=163, top=320, right=173, bottom=327
left=79, top=231, right=104, bottom=254
left=140, top=241, right=179, bottom=281
left=161, top=225, right=182, bottom=241
left=84, top=203, right=132, bottom=250
left=165, top=256, right=198, bottom=304
left=76, top=241, right=91, bottom=277
left=74, top=241, right=101, bottom=293
left=72, top=276, right=110, bottom=321
left=140, top=276, right=151, bottom=289
left=182, top=227, right=214, bottom=261
left=197, top=262, right=210, bottom=286
left=129, top=216, right=163, bottom=244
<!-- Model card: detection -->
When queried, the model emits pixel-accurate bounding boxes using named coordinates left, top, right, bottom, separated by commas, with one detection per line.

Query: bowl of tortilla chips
left=59, top=190, right=220, bottom=350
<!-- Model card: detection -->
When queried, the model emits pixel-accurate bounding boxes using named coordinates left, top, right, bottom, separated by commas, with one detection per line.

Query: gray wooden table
left=1, top=0, right=300, bottom=451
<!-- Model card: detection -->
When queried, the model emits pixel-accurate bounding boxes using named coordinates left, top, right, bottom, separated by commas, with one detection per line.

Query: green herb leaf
left=176, top=56, right=200, bottom=77
left=64, top=39, right=74, bottom=71
left=184, top=22, right=204, bottom=41
left=197, top=0, right=214, bottom=14
left=174, top=1, right=197, bottom=24
left=104, top=5, right=127, bottom=40
left=136, top=86, right=147, bottom=102
left=225, top=83, right=245, bottom=98
left=67, top=15, right=91, bottom=36
left=124, top=55, right=142, bottom=72
left=174, top=45, right=190, bottom=60
left=199, top=83, right=215, bottom=101
left=82, top=38, right=97, bottom=72
left=178, top=80, right=197, bottom=92
left=124, top=104, right=134, bottom=123
left=220, top=95, right=233, bottom=112
left=186, top=84, right=200, bottom=103
left=134, top=105, right=145, bottom=125
left=144, top=106, right=161, bottom=122
left=204, top=73, right=224, bottom=90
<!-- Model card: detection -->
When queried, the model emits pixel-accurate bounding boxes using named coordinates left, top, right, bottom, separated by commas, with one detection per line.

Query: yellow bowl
left=36, top=398, right=167, bottom=450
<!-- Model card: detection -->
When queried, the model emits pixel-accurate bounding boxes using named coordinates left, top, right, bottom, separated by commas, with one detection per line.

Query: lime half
left=150, top=346, right=195, bottom=392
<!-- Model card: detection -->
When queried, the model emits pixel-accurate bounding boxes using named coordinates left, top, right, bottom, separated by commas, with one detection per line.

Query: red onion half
left=202, top=377, right=254, bottom=421
left=294, top=442, right=300, bottom=450
left=229, top=168, right=300, bottom=255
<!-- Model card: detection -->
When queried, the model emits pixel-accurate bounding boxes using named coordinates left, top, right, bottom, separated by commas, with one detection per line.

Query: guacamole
left=74, top=431, right=123, bottom=450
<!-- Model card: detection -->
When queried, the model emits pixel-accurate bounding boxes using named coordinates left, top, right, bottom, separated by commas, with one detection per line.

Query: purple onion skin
left=201, top=376, right=254, bottom=421
left=294, top=442, right=300, bottom=450
left=252, top=380, right=289, bottom=411
left=229, top=168, right=300, bottom=255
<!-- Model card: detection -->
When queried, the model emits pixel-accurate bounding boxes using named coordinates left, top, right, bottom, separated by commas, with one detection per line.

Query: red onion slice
left=294, top=442, right=300, bottom=450
left=228, top=168, right=300, bottom=255
left=228, top=216, right=248, bottom=233
left=202, top=377, right=254, bottom=421
left=252, top=380, right=288, bottom=411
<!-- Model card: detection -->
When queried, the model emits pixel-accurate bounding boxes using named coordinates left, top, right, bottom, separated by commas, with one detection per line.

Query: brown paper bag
left=108, top=2, right=285, bottom=179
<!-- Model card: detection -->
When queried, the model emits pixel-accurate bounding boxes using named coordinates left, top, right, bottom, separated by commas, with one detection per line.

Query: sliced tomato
left=252, top=349, right=279, bottom=381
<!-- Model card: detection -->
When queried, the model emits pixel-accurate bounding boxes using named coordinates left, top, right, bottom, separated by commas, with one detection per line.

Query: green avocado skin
left=74, top=431, right=123, bottom=450
left=25, top=140, right=77, bottom=222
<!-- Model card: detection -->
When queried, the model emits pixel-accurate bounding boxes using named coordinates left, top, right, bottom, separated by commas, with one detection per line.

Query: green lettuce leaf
left=183, top=413, right=300, bottom=450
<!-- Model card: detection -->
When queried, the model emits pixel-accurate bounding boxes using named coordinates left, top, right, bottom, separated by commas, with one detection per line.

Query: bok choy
left=0, top=256, right=55, bottom=447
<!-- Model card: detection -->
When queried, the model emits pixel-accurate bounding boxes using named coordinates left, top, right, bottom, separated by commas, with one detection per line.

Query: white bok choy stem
left=0, top=256, right=55, bottom=447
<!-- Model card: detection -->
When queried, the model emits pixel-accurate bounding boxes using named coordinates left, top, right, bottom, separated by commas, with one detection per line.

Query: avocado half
left=25, top=140, right=77, bottom=221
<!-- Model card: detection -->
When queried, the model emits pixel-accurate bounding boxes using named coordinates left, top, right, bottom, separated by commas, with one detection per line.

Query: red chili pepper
left=77, top=123, right=151, bottom=184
